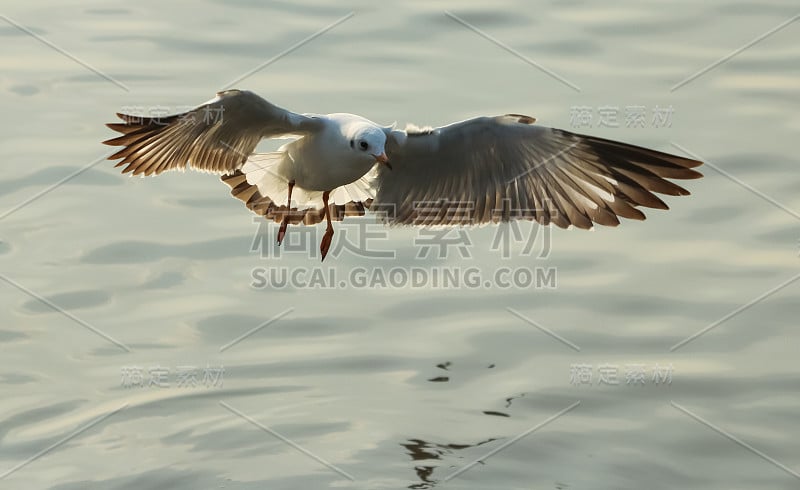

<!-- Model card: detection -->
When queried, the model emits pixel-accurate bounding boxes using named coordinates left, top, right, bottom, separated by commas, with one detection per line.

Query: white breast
left=286, top=116, right=378, bottom=191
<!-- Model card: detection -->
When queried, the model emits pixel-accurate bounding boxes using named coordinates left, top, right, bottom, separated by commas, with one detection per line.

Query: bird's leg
left=277, top=180, right=295, bottom=245
left=320, top=190, right=334, bottom=261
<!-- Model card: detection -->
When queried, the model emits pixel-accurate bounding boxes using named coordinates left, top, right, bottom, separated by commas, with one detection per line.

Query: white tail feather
left=242, top=152, right=376, bottom=210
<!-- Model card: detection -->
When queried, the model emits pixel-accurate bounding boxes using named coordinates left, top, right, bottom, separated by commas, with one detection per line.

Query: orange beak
left=373, top=152, right=392, bottom=170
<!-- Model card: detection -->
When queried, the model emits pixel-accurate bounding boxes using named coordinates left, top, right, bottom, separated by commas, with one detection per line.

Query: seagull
left=103, top=89, right=703, bottom=260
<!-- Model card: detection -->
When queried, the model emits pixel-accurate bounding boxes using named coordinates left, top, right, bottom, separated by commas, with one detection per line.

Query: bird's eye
left=359, top=141, right=369, bottom=151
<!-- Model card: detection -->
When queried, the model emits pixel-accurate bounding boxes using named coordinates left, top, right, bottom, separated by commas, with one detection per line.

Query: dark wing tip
left=103, top=115, right=150, bottom=146
left=105, top=122, right=128, bottom=132
left=103, top=123, right=129, bottom=146
left=677, top=156, right=704, bottom=169
left=115, top=112, right=139, bottom=122
left=682, top=168, right=704, bottom=179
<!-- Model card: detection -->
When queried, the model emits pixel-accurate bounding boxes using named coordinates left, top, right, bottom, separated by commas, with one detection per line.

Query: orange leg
left=319, top=190, right=334, bottom=261
left=277, top=180, right=295, bottom=245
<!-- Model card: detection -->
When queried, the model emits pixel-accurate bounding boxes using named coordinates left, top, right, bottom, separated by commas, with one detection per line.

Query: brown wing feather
left=377, top=116, right=703, bottom=227
left=103, top=90, right=320, bottom=176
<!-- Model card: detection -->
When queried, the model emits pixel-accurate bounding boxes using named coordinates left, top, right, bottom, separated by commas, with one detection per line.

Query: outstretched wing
left=103, top=89, right=322, bottom=176
left=375, top=115, right=703, bottom=228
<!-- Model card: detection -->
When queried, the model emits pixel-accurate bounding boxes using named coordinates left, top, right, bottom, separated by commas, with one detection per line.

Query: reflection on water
left=402, top=437, right=497, bottom=489
left=1, top=0, right=799, bottom=489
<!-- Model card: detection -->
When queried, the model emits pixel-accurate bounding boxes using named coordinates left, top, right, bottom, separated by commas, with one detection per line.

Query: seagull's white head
left=348, top=124, right=391, bottom=169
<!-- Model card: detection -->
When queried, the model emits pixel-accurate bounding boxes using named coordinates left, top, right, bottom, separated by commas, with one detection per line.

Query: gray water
left=1, top=1, right=799, bottom=489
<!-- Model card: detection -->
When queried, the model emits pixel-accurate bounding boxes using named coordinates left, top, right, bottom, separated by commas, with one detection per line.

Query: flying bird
left=103, top=89, right=703, bottom=260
